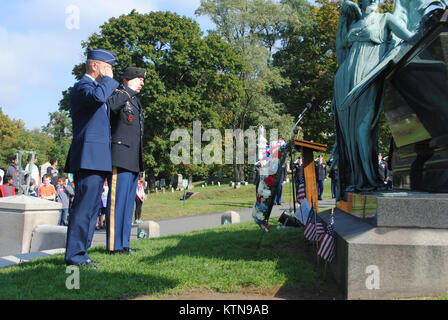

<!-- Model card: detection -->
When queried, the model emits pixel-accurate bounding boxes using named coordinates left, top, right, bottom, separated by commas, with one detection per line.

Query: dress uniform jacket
left=107, top=86, right=144, bottom=173
left=65, top=75, right=119, bottom=173
left=315, top=161, right=327, bottom=181
left=64, top=74, right=119, bottom=266
left=104, top=86, right=144, bottom=252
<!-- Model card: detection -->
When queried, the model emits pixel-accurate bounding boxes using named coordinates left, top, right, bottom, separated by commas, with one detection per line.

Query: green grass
left=0, top=219, right=316, bottom=300
left=143, top=180, right=334, bottom=220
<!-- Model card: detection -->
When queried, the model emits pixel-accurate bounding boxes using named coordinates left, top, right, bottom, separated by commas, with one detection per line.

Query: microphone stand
left=289, top=103, right=311, bottom=214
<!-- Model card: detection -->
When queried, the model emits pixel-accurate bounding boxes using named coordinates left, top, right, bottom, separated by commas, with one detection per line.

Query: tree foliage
left=61, top=11, right=244, bottom=186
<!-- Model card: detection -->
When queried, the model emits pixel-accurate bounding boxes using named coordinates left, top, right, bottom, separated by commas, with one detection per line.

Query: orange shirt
left=39, top=184, right=56, bottom=199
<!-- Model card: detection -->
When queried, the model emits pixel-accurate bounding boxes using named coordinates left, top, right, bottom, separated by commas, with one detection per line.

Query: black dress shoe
left=106, top=250, right=123, bottom=255
left=77, top=260, right=98, bottom=269
left=123, top=247, right=139, bottom=253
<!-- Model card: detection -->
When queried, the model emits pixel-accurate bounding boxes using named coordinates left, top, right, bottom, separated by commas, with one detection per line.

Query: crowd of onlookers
left=0, top=153, right=146, bottom=230
left=0, top=154, right=76, bottom=226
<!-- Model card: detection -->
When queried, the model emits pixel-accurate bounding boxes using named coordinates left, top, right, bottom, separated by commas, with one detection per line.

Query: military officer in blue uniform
left=64, top=48, right=119, bottom=268
left=105, top=67, right=145, bottom=254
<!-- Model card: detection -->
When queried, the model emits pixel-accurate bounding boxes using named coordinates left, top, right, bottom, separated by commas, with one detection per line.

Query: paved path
left=0, top=199, right=336, bottom=268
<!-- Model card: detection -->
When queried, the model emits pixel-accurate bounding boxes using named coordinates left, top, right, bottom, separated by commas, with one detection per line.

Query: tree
left=41, top=111, right=72, bottom=172
left=196, top=0, right=297, bottom=181
left=273, top=0, right=340, bottom=148
left=0, top=108, right=56, bottom=171
left=61, top=11, right=244, bottom=188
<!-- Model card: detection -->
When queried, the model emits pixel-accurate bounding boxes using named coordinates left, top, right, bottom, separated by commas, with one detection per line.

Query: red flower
left=264, top=175, right=275, bottom=187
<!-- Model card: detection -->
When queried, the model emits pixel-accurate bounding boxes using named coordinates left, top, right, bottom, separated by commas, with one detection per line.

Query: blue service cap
left=87, top=48, right=117, bottom=65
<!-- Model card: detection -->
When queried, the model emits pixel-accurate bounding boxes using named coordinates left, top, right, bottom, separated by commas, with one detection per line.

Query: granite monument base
left=318, top=192, right=448, bottom=299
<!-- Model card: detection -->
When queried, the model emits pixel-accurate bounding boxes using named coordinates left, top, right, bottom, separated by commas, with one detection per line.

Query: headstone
left=221, top=211, right=240, bottom=225
left=187, top=175, right=193, bottom=190
left=137, top=221, right=160, bottom=239
left=218, top=182, right=221, bottom=187
left=0, top=195, right=62, bottom=256
left=30, top=225, right=67, bottom=252
left=176, top=174, right=183, bottom=191
left=244, top=182, right=248, bottom=186
left=160, top=179, right=166, bottom=188
left=155, top=180, right=160, bottom=189
left=234, top=182, right=241, bottom=189
left=218, top=168, right=223, bottom=183
left=229, top=182, right=235, bottom=188
left=171, top=187, right=174, bottom=193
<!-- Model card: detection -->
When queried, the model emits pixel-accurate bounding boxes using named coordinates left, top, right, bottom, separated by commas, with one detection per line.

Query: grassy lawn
left=0, top=219, right=317, bottom=300
left=142, top=180, right=334, bottom=221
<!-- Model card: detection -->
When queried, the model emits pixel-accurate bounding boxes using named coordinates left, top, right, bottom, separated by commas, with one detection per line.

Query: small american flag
left=317, top=214, right=335, bottom=262
left=297, top=175, right=305, bottom=202
left=304, top=208, right=316, bottom=241
left=315, top=222, right=325, bottom=242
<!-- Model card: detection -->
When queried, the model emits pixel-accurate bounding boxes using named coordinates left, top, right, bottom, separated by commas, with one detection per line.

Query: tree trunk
left=148, top=167, right=156, bottom=192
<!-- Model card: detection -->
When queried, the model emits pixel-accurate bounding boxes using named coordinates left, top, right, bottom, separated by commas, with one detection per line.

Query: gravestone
left=137, top=221, right=160, bottom=239
left=160, top=179, right=166, bottom=188
left=221, top=211, right=240, bottom=225
left=176, top=174, right=183, bottom=191
left=188, top=175, right=193, bottom=190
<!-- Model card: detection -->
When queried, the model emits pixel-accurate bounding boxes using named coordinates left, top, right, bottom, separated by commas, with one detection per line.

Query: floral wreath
left=252, top=138, right=287, bottom=232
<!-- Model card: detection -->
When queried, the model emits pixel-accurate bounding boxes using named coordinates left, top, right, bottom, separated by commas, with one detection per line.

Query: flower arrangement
left=252, top=138, right=287, bottom=232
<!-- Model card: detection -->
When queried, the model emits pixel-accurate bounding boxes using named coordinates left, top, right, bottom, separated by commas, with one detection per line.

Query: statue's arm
left=386, top=12, right=415, bottom=41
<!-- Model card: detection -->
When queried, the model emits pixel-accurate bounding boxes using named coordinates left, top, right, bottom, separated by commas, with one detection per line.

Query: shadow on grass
left=0, top=253, right=178, bottom=300
left=137, top=220, right=318, bottom=292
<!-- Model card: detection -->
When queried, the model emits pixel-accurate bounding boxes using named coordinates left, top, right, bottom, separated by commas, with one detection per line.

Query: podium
left=293, top=139, right=327, bottom=211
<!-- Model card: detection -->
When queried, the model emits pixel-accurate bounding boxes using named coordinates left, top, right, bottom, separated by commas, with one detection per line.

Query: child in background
left=28, top=178, right=38, bottom=197
left=0, top=175, right=15, bottom=197
left=134, top=175, right=146, bottom=224
left=56, top=176, right=74, bottom=226
left=96, top=180, right=108, bottom=230
left=39, top=174, right=56, bottom=201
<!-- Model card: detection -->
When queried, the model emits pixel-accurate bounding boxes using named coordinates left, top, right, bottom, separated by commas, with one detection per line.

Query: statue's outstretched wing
left=336, top=1, right=361, bottom=66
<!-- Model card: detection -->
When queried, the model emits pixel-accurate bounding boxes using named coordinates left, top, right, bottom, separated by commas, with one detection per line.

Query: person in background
left=6, top=155, right=21, bottom=193
left=134, top=174, right=146, bottom=224
left=0, top=175, right=15, bottom=197
left=315, top=155, right=327, bottom=201
left=28, top=178, right=38, bottom=197
left=96, top=180, right=108, bottom=230
left=47, top=158, right=59, bottom=187
left=274, top=162, right=287, bottom=205
left=39, top=174, right=56, bottom=201
left=25, top=153, right=40, bottom=187
left=0, top=167, right=4, bottom=185
left=56, top=176, right=74, bottom=226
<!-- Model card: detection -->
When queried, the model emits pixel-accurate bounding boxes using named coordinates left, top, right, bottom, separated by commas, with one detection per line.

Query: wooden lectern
left=293, top=139, right=327, bottom=212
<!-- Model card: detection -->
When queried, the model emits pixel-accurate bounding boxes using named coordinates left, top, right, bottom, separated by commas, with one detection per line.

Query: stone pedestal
left=319, top=192, right=448, bottom=299
left=0, top=195, right=62, bottom=257
left=221, top=211, right=240, bottom=225
left=30, top=225, right=67, bottom=252
left=137, top=221, right=160, bottom=239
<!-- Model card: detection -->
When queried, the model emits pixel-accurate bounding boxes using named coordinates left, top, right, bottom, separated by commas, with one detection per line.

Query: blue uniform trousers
left=106, top=167, right=138, bottom=251
left=65, top=170, right=108, bottom=265
left=317, top=179, right=325, bottom=200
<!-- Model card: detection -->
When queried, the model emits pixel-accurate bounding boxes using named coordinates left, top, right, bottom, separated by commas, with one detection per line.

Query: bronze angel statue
left=331, top=0, right=446, bottom=199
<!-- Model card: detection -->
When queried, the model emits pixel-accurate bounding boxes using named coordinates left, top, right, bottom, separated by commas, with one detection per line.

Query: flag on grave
left=317, top=214, right=335, bottom=262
